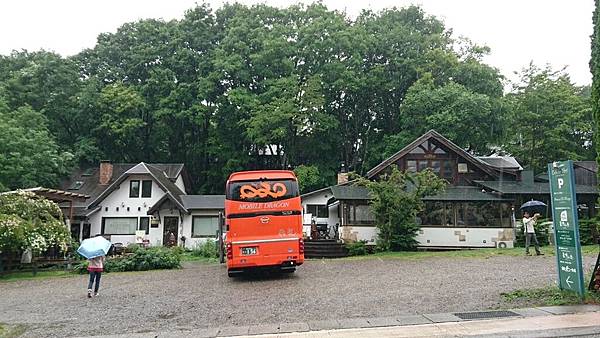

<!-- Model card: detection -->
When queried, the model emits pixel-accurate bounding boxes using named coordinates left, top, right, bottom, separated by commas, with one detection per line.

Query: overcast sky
left=0, top=0, right=594, bottom=85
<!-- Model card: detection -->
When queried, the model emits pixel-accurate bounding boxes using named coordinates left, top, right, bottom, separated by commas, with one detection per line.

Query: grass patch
left=339, top=245, right=598, bottom=261
left=501, top=286, right=600, bottom=306
left=181, top=252, right=219, bottom=263
left=0, top=323, right=27, bottom=338
left=0, top=270, right=76, bottom=282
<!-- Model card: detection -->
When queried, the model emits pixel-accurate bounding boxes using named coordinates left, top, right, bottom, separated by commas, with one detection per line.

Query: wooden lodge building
left=301, top=130, right=599, bottom=248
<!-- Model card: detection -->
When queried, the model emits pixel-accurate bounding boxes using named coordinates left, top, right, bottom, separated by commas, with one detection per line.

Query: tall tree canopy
left=503, top=65, right=593, bottom=173
left=0, top=3, right=593, bottom=192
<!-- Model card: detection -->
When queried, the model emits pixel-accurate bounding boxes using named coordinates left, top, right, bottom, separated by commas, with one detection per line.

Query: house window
left=192, top=216, right=219, bottom=238
left=141, top=180, right=152, bottom=198
left=102, top=217, right=138, bottom=235
left=129, top=180, right=140, bottom=198
left=139, top=217, right=150, bottom=235
left=406, top=160, right=417, bottom=172
left=306, top=204, right=329, bottom=218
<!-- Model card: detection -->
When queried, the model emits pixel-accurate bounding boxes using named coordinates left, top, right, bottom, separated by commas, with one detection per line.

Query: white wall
left=88, top=174, right=170, bottom=246
left=174, top=175, right=186, bottom=193
left=340, top=225, right=378, bottom=244
left=416, top=227, right=515, bottom=248
left=301, top=189, right=341, bottom=237
left=339, top=225, right=514, bottom=248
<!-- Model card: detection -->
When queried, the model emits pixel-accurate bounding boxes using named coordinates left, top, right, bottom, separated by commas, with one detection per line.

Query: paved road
left=0, top=254, right=597, bottom=337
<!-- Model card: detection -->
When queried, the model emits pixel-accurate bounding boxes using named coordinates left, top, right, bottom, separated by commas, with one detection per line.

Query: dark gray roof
left=475, top=180, right=599, bottom=195
left=574, top=161, right=598, bottom=173
left=59, top=162, right=187, bottom=210
left=422, top=186, right=511, bottom=202
left=145, top=164, right=185, bottom=204
left=181, top=195, right=225, bottom=210
left=331, top=185, right=371, bottom=200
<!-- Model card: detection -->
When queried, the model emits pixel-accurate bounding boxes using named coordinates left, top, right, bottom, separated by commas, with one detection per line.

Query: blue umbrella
left=520, top=200, right=547, bottom=210
left=77, top=236, right=112, bottom=259
left=520, top=200, right=547, bottom=215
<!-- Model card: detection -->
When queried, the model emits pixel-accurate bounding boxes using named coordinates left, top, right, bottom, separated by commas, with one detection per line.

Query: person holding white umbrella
left=78, top=234, right=111, bottom=298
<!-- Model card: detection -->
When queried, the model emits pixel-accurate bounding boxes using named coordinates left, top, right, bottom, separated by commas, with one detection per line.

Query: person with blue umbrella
left=78, top=234, right=111, bottom=298
left=520, top=200, right=546, bottom=256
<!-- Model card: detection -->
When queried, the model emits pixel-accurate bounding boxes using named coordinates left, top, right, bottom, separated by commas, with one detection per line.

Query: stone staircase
left=303, top=239, right=348, bottom=258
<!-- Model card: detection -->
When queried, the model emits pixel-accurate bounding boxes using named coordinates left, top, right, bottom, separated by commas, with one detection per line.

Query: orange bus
left=224, top=170, right=304, bottom=277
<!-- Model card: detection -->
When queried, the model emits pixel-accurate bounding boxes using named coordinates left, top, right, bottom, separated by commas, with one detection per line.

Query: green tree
left=359, top=166, right=445, bottom=251
left=394, top=74, right=503, bottom=156
left=0, top=50, right=84, bottom=149
left=0, top=100, right=73, bottom=190
left=504, top=65, right=594, bottom=173
left=94, top=83, right=147, bottom=162
left=294, top=165, right=331, bottom=193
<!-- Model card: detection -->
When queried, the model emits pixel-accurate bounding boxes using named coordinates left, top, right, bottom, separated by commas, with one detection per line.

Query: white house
left=60, top=161, right=224, bottom=249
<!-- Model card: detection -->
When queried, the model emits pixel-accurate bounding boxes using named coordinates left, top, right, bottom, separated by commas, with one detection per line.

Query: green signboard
left=548, top=160, right=585, bottom=296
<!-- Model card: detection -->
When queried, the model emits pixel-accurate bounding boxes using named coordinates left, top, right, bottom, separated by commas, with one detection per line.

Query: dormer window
left=130, top=180, right=140, bottom=197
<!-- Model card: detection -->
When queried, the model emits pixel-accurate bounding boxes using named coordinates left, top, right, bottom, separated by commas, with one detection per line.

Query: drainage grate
left=453, top=310, right=520, bottom=320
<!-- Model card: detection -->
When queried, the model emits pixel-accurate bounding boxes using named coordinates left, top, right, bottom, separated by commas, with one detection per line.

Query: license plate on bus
left=241, top=247, right=258, bottom=256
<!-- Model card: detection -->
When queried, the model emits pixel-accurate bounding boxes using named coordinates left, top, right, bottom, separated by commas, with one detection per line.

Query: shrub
left=191, top=240, right=219, bottom=258
left=358, top=166, right=446, bottom=251
left=73, top=247, right=181, bottom=273
left=579, top=218, right=600, bottom=245
left=345, top=240, right=368, bottom=256
left=0, top=191, right=71, bottom=254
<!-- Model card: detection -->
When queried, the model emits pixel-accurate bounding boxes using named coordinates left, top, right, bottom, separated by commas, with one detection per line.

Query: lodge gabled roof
left=366, top=130, right=517, bottom=179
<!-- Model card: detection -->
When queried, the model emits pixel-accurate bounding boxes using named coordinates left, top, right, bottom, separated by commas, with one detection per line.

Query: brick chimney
left=99, top=160, right=113, bottom=185
left=337, top=163, right=349, bottom=185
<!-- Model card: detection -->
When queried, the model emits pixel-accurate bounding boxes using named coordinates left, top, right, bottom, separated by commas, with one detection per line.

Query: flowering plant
left=0, top=191, right=71, bottom=254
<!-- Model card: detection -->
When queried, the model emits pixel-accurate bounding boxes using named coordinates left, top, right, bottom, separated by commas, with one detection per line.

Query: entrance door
left=82, top=223, right=91, bottom=239
left=163, top=217, right=179, bottom=247
left=70, top=223, right=81, bottom=241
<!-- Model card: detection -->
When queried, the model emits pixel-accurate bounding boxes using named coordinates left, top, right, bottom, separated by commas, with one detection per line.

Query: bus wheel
left=281, top=268, right=296, bottom=274
left=227, top=270, right=241, bottom=278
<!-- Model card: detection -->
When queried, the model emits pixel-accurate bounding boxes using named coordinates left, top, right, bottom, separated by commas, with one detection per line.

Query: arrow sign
left=566, top=275, right=574, bottom=288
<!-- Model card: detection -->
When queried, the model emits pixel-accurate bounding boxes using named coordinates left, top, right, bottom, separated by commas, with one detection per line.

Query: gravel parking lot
left=0, top=254, right=597, bottom=338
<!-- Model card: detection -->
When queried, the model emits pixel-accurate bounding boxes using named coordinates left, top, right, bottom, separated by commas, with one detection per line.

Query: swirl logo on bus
left=240, top=182, right=287, bottom=199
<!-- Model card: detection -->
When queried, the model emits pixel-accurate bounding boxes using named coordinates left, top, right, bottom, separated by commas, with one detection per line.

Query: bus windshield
left=226, top=179, right=299, bottom=203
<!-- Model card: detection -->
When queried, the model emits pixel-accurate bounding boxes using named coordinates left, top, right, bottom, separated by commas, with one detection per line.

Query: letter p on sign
left=558, top=178, right=564, bottom=189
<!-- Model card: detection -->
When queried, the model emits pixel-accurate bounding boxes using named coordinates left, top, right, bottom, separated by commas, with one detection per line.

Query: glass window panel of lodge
left=406, top=160, right=417, bottom=172
left=455, top=202, right=511, bottom=227
left=442, top=161, right=454, bottom=180
left=348, top=203, right=375, bottom=224
left=430, top=160, right=441, bottom=175
left=420, top=202, right=453, bottom=226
